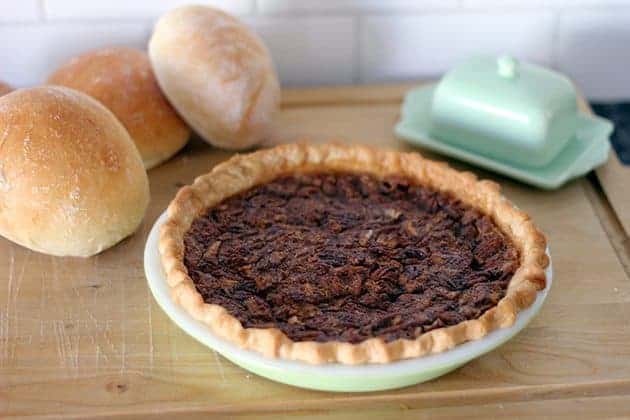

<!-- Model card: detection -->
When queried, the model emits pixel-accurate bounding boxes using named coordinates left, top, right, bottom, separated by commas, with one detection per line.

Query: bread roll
left=149, top=5, right=280, bottom=150
left=47, top=47, right=190, bottom=169
left=0, top=82, right=12, bottom=96
left=0, top=86, right=150, bottom=257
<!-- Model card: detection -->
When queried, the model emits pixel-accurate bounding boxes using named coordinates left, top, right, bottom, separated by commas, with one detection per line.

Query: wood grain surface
left=597, top=153, right=630, bottom=236
left=1, top=84, right=629, bottom=418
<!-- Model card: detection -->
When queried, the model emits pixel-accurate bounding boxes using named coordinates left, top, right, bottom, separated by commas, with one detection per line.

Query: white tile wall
left=553, top=0, right=630, bottom=7
left=460, top=0, right=630, bottom=9
left=360, top=13, right=555, bottom=83
left=43, top=0, right=254, bottom=20
left=557, top=10, right=630, bottom=100
left=460, top=0, right=550, bottom=8
left=0, top=1, right=629, bottom=98
left=258, top=0, right=458, bottom=14
left=0, top=0, right=41, bottom=22
left=249, top=17, right=356, bottom=86
left=0, top=22, right=151, bottom=86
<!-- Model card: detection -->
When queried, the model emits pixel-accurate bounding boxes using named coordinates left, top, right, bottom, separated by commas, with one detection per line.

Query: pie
left=159, top=143, right=548, bottom=364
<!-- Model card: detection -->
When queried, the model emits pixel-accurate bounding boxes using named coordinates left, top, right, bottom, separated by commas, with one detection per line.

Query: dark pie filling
left=183, top=173, right=519, bottom=344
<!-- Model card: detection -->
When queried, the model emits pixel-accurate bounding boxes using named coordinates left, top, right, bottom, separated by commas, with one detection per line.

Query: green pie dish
left=145, top=212, right=553, bottom=392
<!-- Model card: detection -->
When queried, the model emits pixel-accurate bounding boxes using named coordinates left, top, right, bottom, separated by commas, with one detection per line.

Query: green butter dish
left=431, top=56, right=580, bottom=168
left=145, top=212, right=553, bottom=393
left=396, top=56, right=613, bottom=189
left=396, top=83, right=613, bottom=189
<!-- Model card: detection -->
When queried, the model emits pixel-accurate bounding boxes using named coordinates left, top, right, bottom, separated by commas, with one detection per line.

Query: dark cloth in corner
left=591, top=102, right=630, bottom=165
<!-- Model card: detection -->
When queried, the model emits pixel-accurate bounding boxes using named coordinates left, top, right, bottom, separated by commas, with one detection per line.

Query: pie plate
left=145, top=211, right=553, bottom=392
left=395, top=84, right=612, bottom=190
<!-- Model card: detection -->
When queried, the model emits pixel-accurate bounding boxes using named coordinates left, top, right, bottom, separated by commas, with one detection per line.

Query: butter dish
left=395, top=56, right=613, bottom=189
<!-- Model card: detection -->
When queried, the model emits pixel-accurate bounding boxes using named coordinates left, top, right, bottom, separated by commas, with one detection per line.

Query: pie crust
left=159, top=143, right=548, bottom=365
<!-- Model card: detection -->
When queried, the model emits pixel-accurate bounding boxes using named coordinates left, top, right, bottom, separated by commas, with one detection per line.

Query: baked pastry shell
left=159, top=143, right=548, bottom=365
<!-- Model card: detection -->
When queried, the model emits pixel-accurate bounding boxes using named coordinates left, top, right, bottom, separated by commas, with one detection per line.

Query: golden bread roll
left=149, top=5, right=280, bottom=150
left=48, top=47, right=190, bottom=169
left=0, top=86, right=150, bottom=257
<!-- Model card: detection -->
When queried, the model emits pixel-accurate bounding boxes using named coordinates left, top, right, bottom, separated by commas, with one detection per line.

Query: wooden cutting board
left=1, top=83, right=630, bottom=419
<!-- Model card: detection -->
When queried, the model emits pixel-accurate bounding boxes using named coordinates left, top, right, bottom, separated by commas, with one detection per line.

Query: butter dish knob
left=497, top=55, right=518, bottom=79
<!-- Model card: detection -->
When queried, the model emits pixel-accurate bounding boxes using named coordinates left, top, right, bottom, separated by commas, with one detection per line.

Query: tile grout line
left=37, top=0, right=46, bottom=22
left=18, top=5, right=630, bottom=26
left=3, top=4, right=630, bottom=24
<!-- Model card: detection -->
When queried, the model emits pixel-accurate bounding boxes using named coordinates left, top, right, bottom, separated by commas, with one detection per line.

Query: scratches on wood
left=212, top=350, right=227, bottom=384
left=51, top=257, right=80, bottom=376
left=0, top=248, right=14, bottom=367
left=146, top=281, right=155, bottom=372
left=1, top=248, right=28, bottom=369
left=90, top=255, right=109, bottom=368
left=119, top=256, right=127, bottom=375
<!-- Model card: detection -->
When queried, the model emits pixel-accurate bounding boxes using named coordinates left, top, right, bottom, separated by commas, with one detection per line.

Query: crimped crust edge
left=159, top=143, right=549, bottom=365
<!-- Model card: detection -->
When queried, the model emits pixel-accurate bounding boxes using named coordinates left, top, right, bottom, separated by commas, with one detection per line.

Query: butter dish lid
left=395, top=84, right=613, bottom=189
left=430, top=56, right=578, bottom=167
